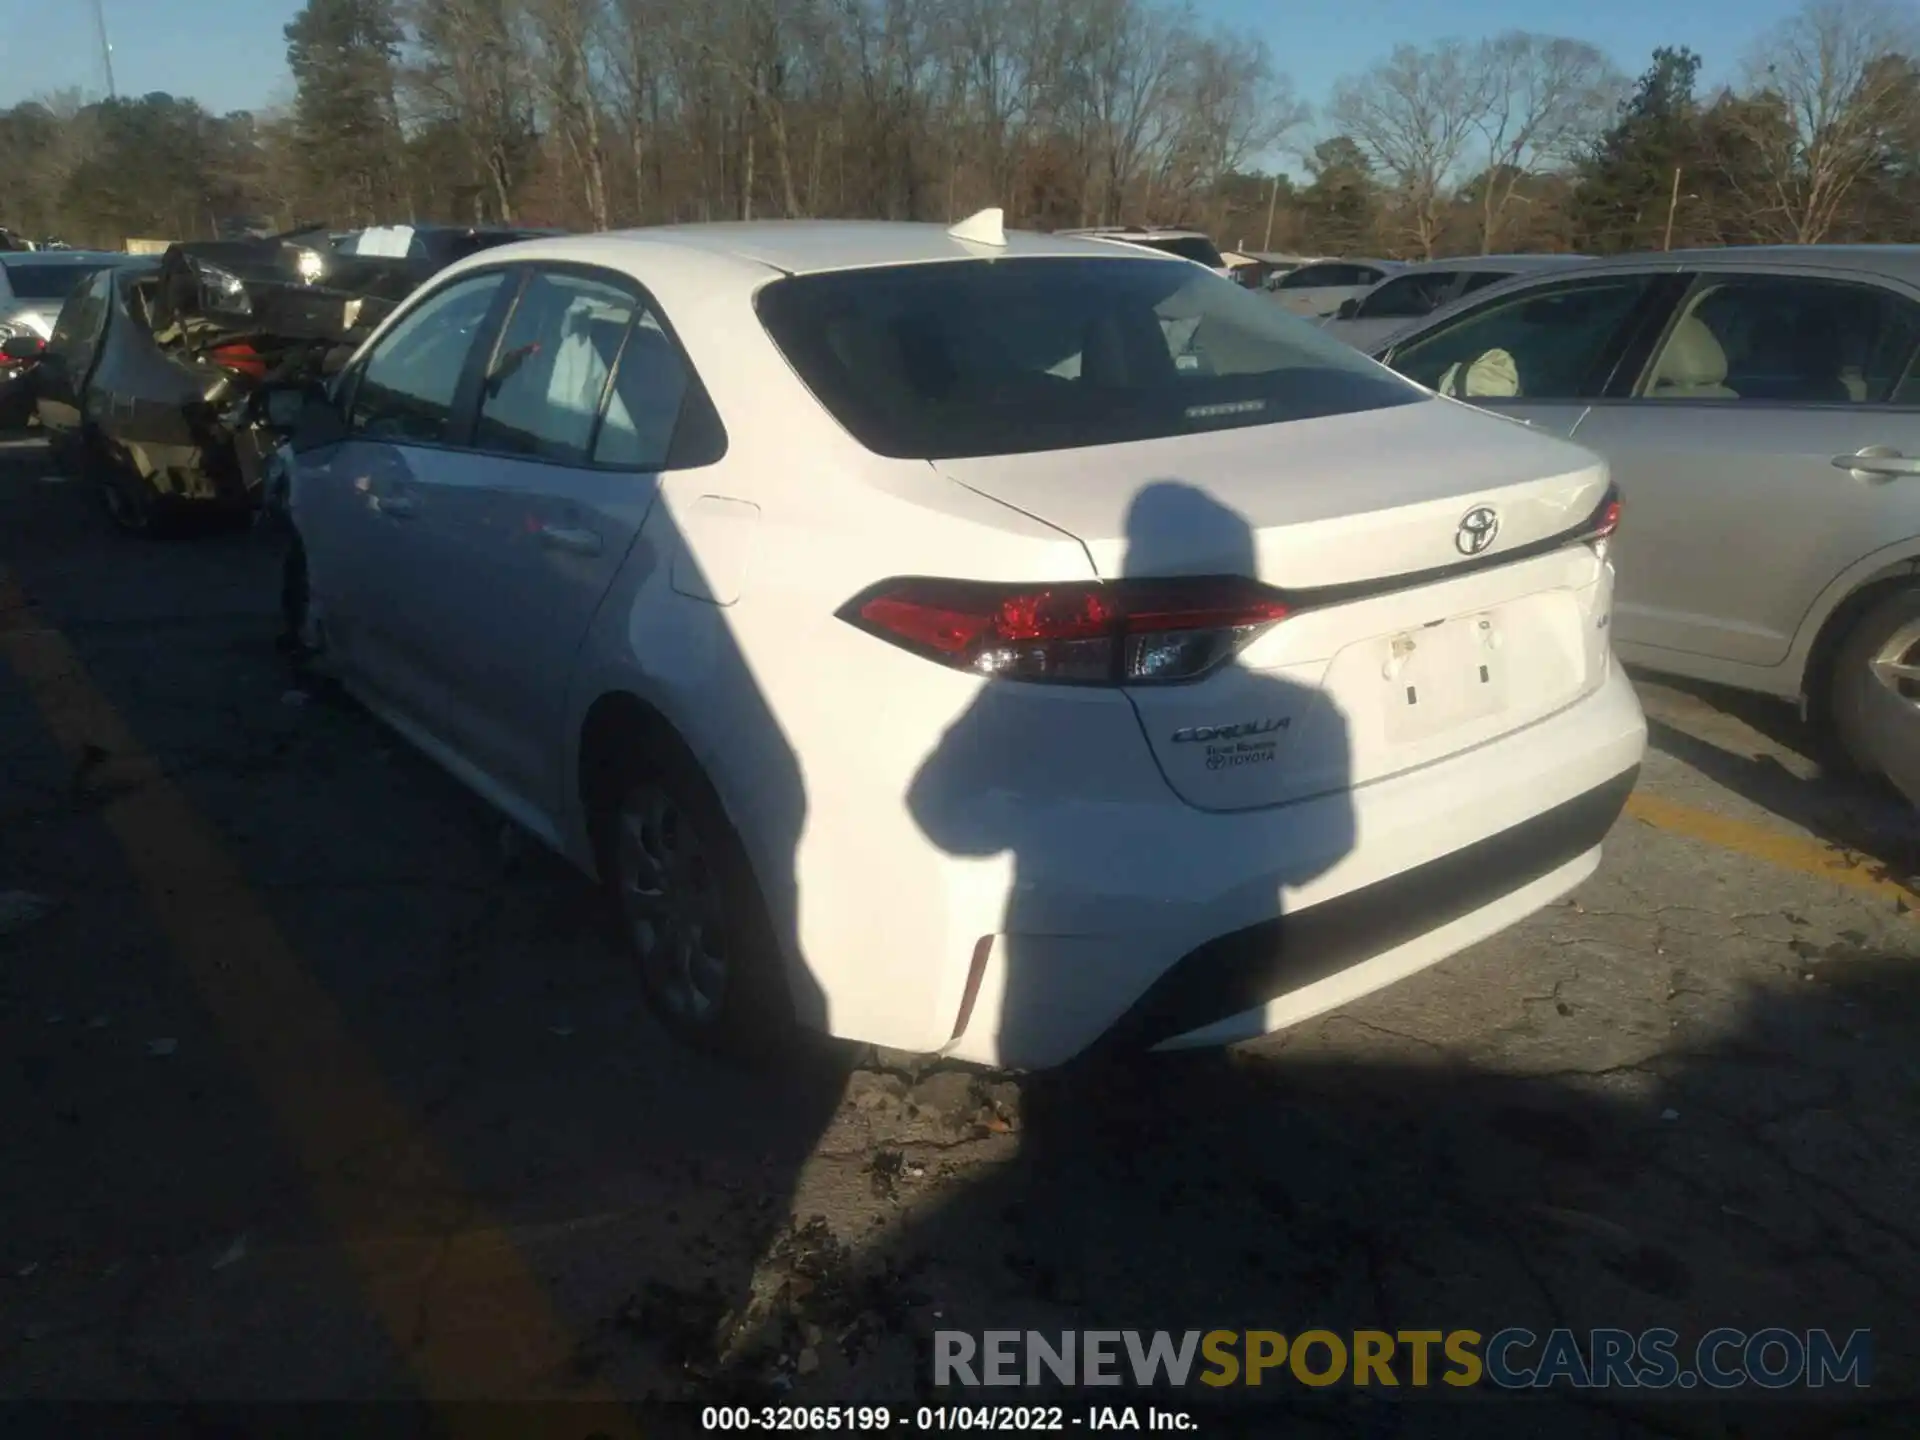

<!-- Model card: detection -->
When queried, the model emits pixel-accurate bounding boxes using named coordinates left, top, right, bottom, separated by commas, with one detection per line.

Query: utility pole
left=90, top=0, right=117, bottom=101
left=1263, top=173, right=1280, bottom=252
left=1662, top=165, right=1682, bottom=251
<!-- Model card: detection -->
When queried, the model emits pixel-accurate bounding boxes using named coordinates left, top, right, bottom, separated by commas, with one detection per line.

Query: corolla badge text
left=1171, top=717, right=1291, bottom=744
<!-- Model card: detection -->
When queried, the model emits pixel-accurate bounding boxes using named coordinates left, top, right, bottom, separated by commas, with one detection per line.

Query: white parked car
left=278, top=212, right=1646, bottom=1070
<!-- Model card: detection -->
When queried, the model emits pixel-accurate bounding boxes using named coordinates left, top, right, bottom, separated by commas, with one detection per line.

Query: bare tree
left=524, top=0, right=611, bottom=230
left=1071, top=0, right=1187, bottom=224
left=1716, top=0, right=1920, bottom=242
left=1470, top=32, right=1621, bottom=252
left=1158, top=33, right=1306, bottom=225
left=933, top=0, right=1037, bottom=211
left=407, top=0, right=532, bottom=222
left=1330, top=40, right=1492, bottom=259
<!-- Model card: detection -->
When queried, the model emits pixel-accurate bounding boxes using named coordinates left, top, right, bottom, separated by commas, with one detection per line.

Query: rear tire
left=1826, top=586, right=1920, bottom=787
left=590, top=740, right=795, bottom=1062
left=88, top=435, right=161, bottom=536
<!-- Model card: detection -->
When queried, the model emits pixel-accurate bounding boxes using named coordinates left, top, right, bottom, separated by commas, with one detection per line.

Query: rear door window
left=1641, top=273, right=1920, bottom=405
left=1387, top=275, right=1662, bottom=401
left=754, top=255, right=1420, bottom=460
left=46, top=268, right=113, bottom=376
left=594, top=314, right=695, bottom=469
left=475, top=270, right=641, bottom=463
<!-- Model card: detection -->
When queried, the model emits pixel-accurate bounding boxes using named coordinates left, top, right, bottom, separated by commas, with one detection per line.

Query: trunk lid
left=932, top=398, right=1606, bottom=586
left=934, top=399, right=1617, bottom=811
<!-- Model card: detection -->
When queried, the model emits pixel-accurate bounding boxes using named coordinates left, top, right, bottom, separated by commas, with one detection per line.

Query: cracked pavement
left=1, top=435, right=1917, bottom=1435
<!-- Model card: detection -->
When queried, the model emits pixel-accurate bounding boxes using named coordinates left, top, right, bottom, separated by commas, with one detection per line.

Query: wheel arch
left=573, top=687, right=755, bottom=890
left=577, top=689, right=708, bottom=829
left=572, top=684, right=814, bottom=1032
left=1798, top=551, right=1920, bottom=730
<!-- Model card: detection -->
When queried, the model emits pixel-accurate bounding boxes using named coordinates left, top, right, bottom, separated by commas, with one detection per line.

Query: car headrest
left=1653, top=316, right=1728, bottom=388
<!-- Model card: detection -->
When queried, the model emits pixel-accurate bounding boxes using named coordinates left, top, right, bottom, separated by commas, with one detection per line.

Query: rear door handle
left=374, top=493, right=417, bottom=519
left=538, top=524, right=602, bottom=556
left=1832, top=448, right=1920, bottom=479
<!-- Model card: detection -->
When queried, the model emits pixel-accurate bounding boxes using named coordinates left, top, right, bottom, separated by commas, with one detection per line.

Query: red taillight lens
left=208, top=342, right=267, bottom=379
left=842, top=577, right=1291, bottom=685
left=1583, top=485, right=1623, bottom=550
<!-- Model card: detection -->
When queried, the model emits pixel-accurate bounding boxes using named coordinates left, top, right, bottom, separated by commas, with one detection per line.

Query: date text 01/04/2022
left=699, top=1404, right=1199, bottom=1431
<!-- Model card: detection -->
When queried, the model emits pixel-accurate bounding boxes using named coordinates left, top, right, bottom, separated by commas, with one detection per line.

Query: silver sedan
left=1369, top=245, right=1920, bottom=806
left=0, top=250, right=130, bottom=341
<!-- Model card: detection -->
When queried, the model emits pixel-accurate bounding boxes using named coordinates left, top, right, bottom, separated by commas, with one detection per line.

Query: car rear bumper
left=937, top=662, right=1646, bottom=1068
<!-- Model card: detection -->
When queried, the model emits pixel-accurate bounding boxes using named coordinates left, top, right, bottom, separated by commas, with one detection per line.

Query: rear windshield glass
left=1138, top=235, right=1225, bottom=269
left=5, top=262, right=111, bottom=301
left=754, top=257, right=1420, bottom=460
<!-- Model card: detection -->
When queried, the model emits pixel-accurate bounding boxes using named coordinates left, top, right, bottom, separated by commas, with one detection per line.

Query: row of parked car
left=1, top=210, right=1913, bottom=1071
left=0, top=223, right=551, bottom=524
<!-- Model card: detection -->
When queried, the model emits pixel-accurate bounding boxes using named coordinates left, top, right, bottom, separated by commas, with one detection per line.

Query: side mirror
left=260, top=378, right=345, bottom=449
left=1336, top=298, right=1361, bottom=320
left=262, top=381, right=312, bottom=430
left=1, top=334, right=45, bottom=363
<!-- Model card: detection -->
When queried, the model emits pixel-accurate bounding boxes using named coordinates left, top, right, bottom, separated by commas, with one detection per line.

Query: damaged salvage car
left=34, top=223, right=557, bottom=534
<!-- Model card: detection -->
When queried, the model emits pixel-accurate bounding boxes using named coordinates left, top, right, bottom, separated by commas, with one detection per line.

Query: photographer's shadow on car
left=908, top=479, right=1358, bottom=1077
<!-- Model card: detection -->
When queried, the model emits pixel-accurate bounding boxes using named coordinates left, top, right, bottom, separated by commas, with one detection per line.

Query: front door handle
left=538, top=524, right=602, bottom=556
left=1832, top=447, right=1920, bottom=480
left=374, top=493, right=417, bottom=519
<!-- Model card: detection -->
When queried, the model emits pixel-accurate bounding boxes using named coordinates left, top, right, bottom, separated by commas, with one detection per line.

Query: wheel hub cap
left=1871, top=619, right=1920, bottom=709
left=614, top=785, right=729, bottom=1022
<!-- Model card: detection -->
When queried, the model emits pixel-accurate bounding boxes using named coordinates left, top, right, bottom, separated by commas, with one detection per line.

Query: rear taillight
left=840, top=577, right=1291, bottom=685
left=208, top=342, right=266, bottom=379
left=0, top=329, right=45, bottom=364
left=1582, top=485, right=1623, bottom=557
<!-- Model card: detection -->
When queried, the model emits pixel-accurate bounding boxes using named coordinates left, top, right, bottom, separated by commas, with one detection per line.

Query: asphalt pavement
left=1, top=435, right=1917, bottom=1436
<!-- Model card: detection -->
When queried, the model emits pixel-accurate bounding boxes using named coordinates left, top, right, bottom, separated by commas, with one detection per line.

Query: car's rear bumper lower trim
left=1094, top=764, right=1639, bottom=1055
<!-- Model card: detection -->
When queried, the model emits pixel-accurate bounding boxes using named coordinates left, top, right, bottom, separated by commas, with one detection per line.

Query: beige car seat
left=1437, top=347, right=1521, bottom=398
left=1647, top=316, right=1739, bottom=399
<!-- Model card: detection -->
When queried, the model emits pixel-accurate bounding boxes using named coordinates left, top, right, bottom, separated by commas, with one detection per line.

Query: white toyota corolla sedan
left=278, top=211, right=1647, bottom=1070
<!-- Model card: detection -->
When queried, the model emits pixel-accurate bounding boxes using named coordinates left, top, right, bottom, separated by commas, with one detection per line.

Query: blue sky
left=2, top=0, right=1809, bottom=134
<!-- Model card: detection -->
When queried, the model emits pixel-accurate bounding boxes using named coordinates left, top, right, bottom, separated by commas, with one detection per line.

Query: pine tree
left=1572, top=47, right=1704, bottom=253
left=285, top=0, right=408, bottom=223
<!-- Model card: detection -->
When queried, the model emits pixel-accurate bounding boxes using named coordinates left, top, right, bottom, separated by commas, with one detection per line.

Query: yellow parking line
left=1624, top=791, right=1918, bottom=915
left=0, top=574, right=639, bottom=1432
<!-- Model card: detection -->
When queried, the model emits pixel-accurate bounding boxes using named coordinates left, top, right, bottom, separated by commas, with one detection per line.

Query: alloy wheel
left=614, top=782, right=731, bottom=1025
left=1870, top=618, right=1920, bottom=709
left=100, top=478, right=149, bottom=532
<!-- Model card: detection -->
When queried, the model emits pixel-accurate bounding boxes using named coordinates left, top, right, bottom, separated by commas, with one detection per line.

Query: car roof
left=1523, top=243, right=1920, bottom=284
left=1368, top=243, right=1920, bottom=357
left=1295, top=257, right=1406, bottom=273
left=455, top=220, right=1193, bottom=280
left=1054, top=225, right=1213, bottom=241
left=0, top=249, right=125, bottom=265
left=1383, top=253, right=1592, bottom=276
